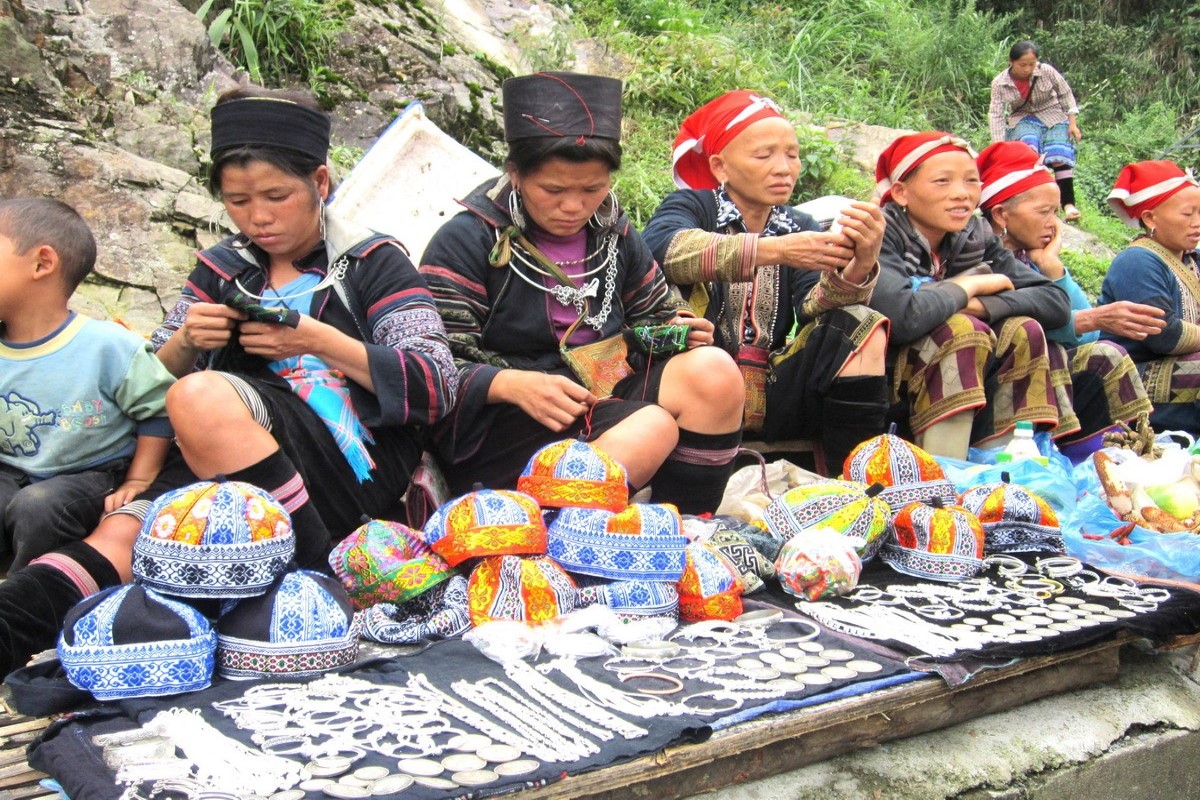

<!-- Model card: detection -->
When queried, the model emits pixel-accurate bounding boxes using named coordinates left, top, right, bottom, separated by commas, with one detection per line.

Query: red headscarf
left=1107, top=160, right=1199, bottom=229
left=874, top=132, right=976, bottom=204
left=975, top=141, right=1056, bottom=211
left=671, top=90, right=786, bottom=190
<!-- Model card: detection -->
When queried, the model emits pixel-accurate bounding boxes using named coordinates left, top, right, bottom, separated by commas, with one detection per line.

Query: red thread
left=520, top=72, right=598, bottom=141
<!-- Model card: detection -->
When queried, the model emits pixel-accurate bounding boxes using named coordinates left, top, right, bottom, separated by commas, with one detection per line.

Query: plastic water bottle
left=995, top=421, right=1048, bottom=465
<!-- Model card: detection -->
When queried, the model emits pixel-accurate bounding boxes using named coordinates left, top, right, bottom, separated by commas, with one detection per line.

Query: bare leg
left=84, top=512, right=142, bottom=583
left=917, top=411, right=974, bottom=460
left=167, top=373, right=278, bottom=477
left=655, top=346, right=745, bottom=433
left=592, top=405, right=679, bottom=488
left=836, top=325, right=887, bottom=377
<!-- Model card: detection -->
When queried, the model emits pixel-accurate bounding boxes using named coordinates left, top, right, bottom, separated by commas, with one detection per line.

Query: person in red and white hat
left=866, top=132, right=1072, bottom=459
left=1100, top=160, right=1200, bottom=435
left=642, top=90, right=889, bottom=475
left=977, top=141, right=1158, bottom=461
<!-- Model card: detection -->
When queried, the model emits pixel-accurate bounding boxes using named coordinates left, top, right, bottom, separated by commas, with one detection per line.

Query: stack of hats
left=58, top=584, right=216, bottom=700
left=517, top=438, right=629, bottom=511
left=763, top=480, right=890, bottom=562
left=843, top=434, right=958, bottom=514
left=329, top=518, right=454, bottom=610
left=959, top=478, right=1065, bottom=555
left=422, top=487, right=547, bottom=567
left=677, top=542, right=744, bottom=622
left=216, top=570, right=360, bottom=678
left=881, top=499, right=985, bottom=582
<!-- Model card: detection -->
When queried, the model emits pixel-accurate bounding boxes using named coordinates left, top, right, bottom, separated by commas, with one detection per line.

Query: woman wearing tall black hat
left=0, top=87, right=458, bottom=676
left=421, top=72, right=745, bottom=514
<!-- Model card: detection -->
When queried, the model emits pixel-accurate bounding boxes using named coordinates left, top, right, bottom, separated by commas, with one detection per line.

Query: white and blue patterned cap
left=58, top=584, right=216, bottom=701
left=547, top=504, right=687, bottom=581
left=216, top=570, right=360, bottom=679
left=581, top=578, right=679, bottom=620
left=133, top=480, right=295, bottom=599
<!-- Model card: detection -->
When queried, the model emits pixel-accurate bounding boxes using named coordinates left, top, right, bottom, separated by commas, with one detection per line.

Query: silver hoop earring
left=1148, top=226, right=1157, bottom=240
left=1001, top=226, right=1008, bottom=239
left=508, top=188, right=527, bottom=230
left=319, top=203, right=328, bottom=243
left=590, top=189, right=620, bottom=229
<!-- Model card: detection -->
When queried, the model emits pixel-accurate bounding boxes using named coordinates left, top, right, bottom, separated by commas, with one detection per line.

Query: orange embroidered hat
left=518, top=439, right=629, bottom=511
left=881, top=499, right=985, bottom=582
left=421, top=488, right=547, bottom=567
left=677, top=542, right=744, bottom=622
left=843, top=433, right=958, bottom=514
left=959, top=478, right=1063, bottom=555
left=467, top=555, right=579, bottom=626
left=976, top=141, right=1056, bottom=211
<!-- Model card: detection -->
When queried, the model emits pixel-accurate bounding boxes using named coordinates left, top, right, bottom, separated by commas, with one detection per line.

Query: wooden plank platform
left=0, top=635, right=1133, bottom=800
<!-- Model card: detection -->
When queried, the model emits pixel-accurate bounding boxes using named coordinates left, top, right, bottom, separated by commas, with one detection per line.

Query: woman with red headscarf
left=976, top=141, right=1157, bottom=459
left=868, top=132, right=1072, bottom=459
left=642, top=90, right=889, bottom=474
left=1101, top=161, right=1200, bottom=435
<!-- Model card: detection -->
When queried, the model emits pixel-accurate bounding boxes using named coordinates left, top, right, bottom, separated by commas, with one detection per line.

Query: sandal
left=1063, top=204, right=1081, bottom=222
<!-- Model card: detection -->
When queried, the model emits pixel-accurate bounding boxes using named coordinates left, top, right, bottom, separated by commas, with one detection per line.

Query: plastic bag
left=774, top=527, right=862, bottom=600
left=716, top=457, right=821, bottom=523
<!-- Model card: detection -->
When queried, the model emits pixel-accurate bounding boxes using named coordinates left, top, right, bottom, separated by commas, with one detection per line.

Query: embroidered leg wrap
left=821, top=376, right=888, bottom=478
left=650, top=429, right=742, bottom=515
left=228, top=450, right=332, bottom=571
left=0, top=541, right=119, bottom=677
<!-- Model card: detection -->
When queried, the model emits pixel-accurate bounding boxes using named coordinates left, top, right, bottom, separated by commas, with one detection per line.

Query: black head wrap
left=502, top=72, right=622, bottom=143
left=210, top=97, right=331, bottom=161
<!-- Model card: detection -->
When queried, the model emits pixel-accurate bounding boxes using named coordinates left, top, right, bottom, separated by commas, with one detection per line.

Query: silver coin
left=745, top=666, right=782, bottom=680
left=370, top=774, right=414, bottom=795
left=1009, top=607, right=1031, bottom=616
left=981, top=624, right=1011, bottom=635
left=353, top=767, right=391, bottom=782
left=797, top=671, right=833, bottom=686
left=820, top=648, right=855, bottom=662
left=778, top=646, right=808, bottom=659
left=442, top=753, right=487, bottom=772
left=1024, top=615, right=1054, bottom=626
left=338, top=776, right=372, bottom=788
left=398, top=757, right=444, bottom=777
left=1007, top=619, right=1035, bottom=631
left=963, top=617, right=988, bottom=626
left=1109, top=609, right=1137, bottom=619
left=271, top=792, right=307, bottom=800
left=494, top=759, right=541, bottom=777
left=1025, top=627, right=1055, bottom=639
left=1045, top=610, right=1076, bottom=621
left=453, top=769, right=499, bottom=787
left=821, top=665, right=858, bottom=680
left=775, top=661, right=808, bottom=675
left=736, top=657, right=766, bottom=670
left=447, top=733, right=492, bottom=752
left=794, top=654, right=830, bottom=667
left=1087, top=613, right=1119, bottom=623
left=324, top=785, right=371, bottom=800
left=1049, top=621, right=1082, bottom=632
left=950, top=623, right=976, bottom=632
left=414, top=776, right=459, bottom=790
left=1080, top=602, right=1110, bottom=613
left=1074, top=616, right=1102, bottom=627
left=1005, top=633, right=1041, bottom=644
left=1058, top=596, right=1085, bottom=606
left=477, top=744, right=522, bottom=763
left=845, top=659, right=882, bottom=673
left=310, top=765, right=351, bottom=778
left=1047, top=602, right=1073, bottom=612
left=314, top=756, right=354, bottom=770
left=765, top=678, right=806, bottom=692
left=759, top=651, right=787, bottom=665
left=993, top=613, right=1017, bottom=623
left=299, top=779, right=333, bottom=792
left=796, top=641, right=825, bottom=653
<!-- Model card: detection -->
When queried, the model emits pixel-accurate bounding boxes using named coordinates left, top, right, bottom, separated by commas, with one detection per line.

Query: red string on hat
left=521, top=72, right=597, bottom=145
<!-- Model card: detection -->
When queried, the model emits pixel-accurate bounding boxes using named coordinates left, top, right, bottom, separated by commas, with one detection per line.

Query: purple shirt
left=529, top=228, right=599, bottom=345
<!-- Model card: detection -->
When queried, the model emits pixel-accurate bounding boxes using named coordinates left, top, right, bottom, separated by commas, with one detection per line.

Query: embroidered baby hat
left=578, top=578, right=680, bottom=621
left=677, top=542, right=744, bottom=622
left=843, top=433, right=958, bottom=514
left=422, top=487, right=547, bottom=567
left=58, top=584, right=216, bottom=700
left=763, top=480, right=890, bottom=562
left=361, top=575, right=471, bottom=645
left=881, top=498, right=985, bottom=582
left=329, top=518, right=454, bottom=609
left=547, top=503, right=687, bottom=581
left=216, top=570, right=360, bottom=678
left=467, top=555, right=580, bottom=626
left=1107, top=160, right=1199, bottom=228
left=133, top=479, right=294, bottom=599
left=959, top=477, right=1064, bottom=555
left=518, top=439, right=629, bottom=511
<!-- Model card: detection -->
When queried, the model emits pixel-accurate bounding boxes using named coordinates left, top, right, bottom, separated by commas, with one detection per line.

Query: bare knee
left=661, top=347, right=745, bottom=425
left=167, top=372, right=253, bottom=439
left=840, top=324, right=888, bottom=377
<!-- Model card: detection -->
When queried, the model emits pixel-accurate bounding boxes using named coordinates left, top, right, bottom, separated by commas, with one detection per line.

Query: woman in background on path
left=976, top=141, right=1160, bottom=459
left=642, top=90, right=888, bottom=475
left=989, top=40, right=1083, bottom=222
left=420, top=72, right=745, bottom=513
left=868, top=132, right=1072, bottom=460
left=1101, top=160, right=1200, bottom=436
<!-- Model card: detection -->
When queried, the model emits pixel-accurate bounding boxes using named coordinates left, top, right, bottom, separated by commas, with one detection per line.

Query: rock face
left=0, top=0, right=541, bottom=331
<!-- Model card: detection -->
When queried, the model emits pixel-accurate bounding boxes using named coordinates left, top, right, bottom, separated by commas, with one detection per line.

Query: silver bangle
left=619, top=672, right=684, bottom=696
left=763, top=617, right=820, bottom=644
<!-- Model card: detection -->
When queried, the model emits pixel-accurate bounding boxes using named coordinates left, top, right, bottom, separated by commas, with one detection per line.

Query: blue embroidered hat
left=579, top=578, right=680, bottom=620
left=547, top=503, right=687, bottom=581
left=132, top=480, right=295, bottom=599
left=958, top=480, right=1065, bottom=555
left=361, top=575, right=471, bottom=645
left=216, top=570, right=361, bottom=678
left=58, top=584, right=216, bottom=701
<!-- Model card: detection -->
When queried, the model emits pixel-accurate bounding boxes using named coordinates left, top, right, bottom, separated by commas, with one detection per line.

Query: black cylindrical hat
left=502, top=72, right=622, bottom=143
